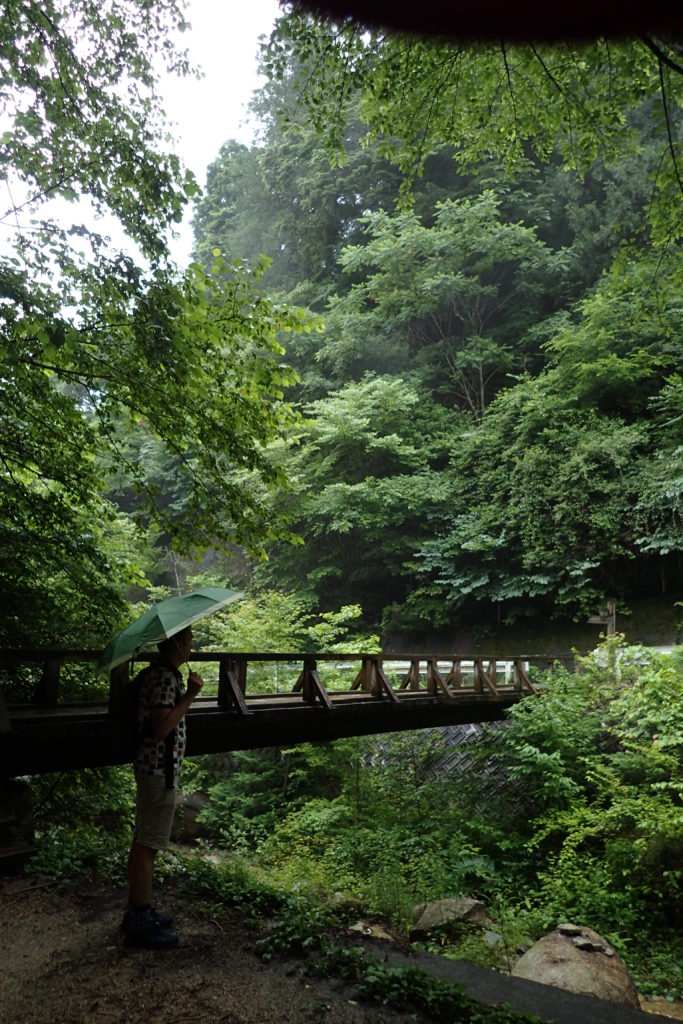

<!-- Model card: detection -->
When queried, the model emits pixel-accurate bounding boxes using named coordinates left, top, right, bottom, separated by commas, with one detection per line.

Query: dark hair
left=157, top=626, right=191, bottom=657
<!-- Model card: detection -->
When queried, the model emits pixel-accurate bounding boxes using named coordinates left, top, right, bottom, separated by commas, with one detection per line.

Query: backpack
left=118, top=664, right=153, bottom=759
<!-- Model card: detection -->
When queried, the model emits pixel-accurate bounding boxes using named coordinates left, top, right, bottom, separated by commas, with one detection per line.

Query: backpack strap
left=164, top=729, right=176, bottom=790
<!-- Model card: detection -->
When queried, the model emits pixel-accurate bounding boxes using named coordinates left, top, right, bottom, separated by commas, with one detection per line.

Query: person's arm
left=152, top=671, right=204, bottom=742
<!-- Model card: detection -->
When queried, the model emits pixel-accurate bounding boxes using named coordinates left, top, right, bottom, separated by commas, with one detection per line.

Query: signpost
left=587, top=600, right=616, bottom=635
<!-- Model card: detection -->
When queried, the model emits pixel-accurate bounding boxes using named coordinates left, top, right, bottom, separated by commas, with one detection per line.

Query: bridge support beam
left=218, top=657, right=250, bottom=715
left=293, top=658, right=334, bottom=709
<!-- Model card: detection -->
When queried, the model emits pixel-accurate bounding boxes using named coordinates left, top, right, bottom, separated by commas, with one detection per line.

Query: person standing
left=123, top=625, right=203, bottom=949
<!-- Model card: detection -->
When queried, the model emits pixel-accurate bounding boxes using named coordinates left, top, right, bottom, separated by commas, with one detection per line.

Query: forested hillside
left=1, top=3, right=680, bottom=650
left=184, top=28, right=683, bottom=644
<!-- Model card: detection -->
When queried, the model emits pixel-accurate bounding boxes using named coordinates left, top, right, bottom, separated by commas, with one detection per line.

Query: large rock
left=410, top=897, right=492, bottom=939
left=511, top=923, right=640, bottom=1008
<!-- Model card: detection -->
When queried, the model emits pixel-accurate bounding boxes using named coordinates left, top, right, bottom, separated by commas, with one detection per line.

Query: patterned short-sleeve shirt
left=134, top=661, right=187, bottom=782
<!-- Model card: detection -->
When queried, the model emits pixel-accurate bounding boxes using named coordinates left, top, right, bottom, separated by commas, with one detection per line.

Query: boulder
left=410, top=897, right=492, bottom=939
left=511, top=923, right=640, bottom=1008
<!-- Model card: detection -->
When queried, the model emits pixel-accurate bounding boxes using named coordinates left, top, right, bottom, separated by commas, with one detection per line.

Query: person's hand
left=187, top=670, right=204, bottom=699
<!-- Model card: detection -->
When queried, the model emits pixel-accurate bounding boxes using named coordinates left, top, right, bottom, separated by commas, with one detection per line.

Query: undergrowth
left=317, top=948, right=545, bottom=1024
left=171, top=855, right=548, bottom=1024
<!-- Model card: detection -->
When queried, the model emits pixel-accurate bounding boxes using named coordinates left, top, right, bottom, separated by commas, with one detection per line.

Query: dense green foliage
left=30, top=642, right=682, bottom=1000
left=263, top=15, right=683, bottom=246
left=185, top=640, right=682, bottom=996
left=2, top=10, right=680, bottom=634
left=189, top=36, right=682, bottom=634
left=3, top=4, right=680, bottom=1013
left=0, top=1, right=314, bottom=647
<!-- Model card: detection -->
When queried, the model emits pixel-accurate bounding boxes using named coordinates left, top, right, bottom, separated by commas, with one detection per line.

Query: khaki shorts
left=134, top=772, right=177, bottom=851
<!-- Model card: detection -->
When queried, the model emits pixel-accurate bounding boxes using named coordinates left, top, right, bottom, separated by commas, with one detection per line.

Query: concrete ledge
left=380, top=948, right=671, bottom=1023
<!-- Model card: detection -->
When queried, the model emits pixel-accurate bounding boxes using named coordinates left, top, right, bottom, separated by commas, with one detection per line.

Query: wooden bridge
left=0, top=649, right=550, bottom=777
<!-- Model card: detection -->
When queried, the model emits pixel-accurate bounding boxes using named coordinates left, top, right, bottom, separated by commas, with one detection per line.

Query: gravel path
left=0, top=876, right=416, bottom=1024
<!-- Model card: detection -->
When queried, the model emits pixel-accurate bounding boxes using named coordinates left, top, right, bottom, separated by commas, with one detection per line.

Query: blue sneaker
left=122, top=907, right=178, bottom=949
left=121, top=905, right=174, bottom=932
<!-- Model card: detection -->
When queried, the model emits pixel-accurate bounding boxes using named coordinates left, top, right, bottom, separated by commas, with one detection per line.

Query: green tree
left=632, top=375, right=683, bottom=588
left=0, top=2, right=313, bottom=643
left=192, top=92, right=405, bottom=303
left=416, top=385, right=646, bottom=626
left=262, top=15, right=683, bottom=245
left=258, top=374, right=459, bottom=623
left=187, top=12, right=683, bottom=639
left=317, top=192, right=566, bottom=413
left=192, top=78, right=485, bottom=404
left=414, top=246, right=683, bottom=625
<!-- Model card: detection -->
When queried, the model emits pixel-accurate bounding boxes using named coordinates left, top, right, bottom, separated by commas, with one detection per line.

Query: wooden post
left=473, top=658, right=485, bottom=693
left=400, top=658, right=421, bottom=691
left=471, top=659, right=500, bottom=697
left=108, top=662, right=130, bottom=719
left=427, top=658, right=452, bottom=698
left=606, top=600, right=616, bottom=636
left=371, top=660, right=400, bottom=703
left=352, top=657, right=374, bottom=693
left=218, top=657, right=250, bottom=715
left=297, top=657, right=334, bottom=709
left=367, top=659, right=380, bottom=697
left=587, top=600, right=616, bottom=636
left=445, top=659, right=463, bottom=690
left=513, top=659, right=538, bottom=695
left=352, top=658, right=399, bottom=701
left=484, top=660, right=500, bottom=696
left=35, top=657, right=62, bottom=706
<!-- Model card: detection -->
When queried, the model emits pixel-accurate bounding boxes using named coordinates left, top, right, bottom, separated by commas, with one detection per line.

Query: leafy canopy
left=318, top=191, right=566, bottom=416
left=413, top=258, right=681, bottom=626
left=0, top=2, right=315, bottom=644
left=262, top=13, right=683, bottom=243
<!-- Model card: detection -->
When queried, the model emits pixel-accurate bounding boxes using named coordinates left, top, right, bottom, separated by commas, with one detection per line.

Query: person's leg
left=124, top=838, right=177, bottom=948
left=130, top=773, right=176, bottom=900
left=127, top=839, right=157, bottom=907
left=123, top=774, right=179, bottom=948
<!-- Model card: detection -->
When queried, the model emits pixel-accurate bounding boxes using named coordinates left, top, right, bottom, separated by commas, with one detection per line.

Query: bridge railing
left=0, top=649, right=104, bottom=712
left=0, top=648, right=571, bottom=719
left=1, top=650, right=568, bottom=775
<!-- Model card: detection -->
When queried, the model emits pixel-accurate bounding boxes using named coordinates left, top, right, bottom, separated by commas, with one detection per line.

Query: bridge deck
left=0, top=650, right=549, bottom=776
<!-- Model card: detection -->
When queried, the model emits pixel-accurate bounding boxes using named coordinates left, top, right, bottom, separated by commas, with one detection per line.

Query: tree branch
left=656, top=56, right=683, bottom=199
left=640, top=35, right=683, bottom=77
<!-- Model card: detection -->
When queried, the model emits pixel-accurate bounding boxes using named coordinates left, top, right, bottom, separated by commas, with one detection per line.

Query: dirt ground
left=0, top=874, right=425, bottom=1024
left=2, top=873, right=682, bottom=1024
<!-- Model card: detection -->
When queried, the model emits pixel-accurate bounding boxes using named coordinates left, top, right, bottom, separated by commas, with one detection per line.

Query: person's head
left=158, top=626, right=193, bottom=667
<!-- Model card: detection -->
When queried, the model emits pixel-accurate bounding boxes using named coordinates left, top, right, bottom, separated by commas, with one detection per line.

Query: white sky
left=159, top=0, right=282, bottom=263
left=163, top=0, right=281, bottom=178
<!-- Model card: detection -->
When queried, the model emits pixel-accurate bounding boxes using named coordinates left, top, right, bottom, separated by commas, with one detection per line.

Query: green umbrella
left=98, top=587, right=242, bottom=673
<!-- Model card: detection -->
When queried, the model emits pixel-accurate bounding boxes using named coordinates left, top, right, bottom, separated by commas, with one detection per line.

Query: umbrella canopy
left=98, top=587, right=242, bottom=673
